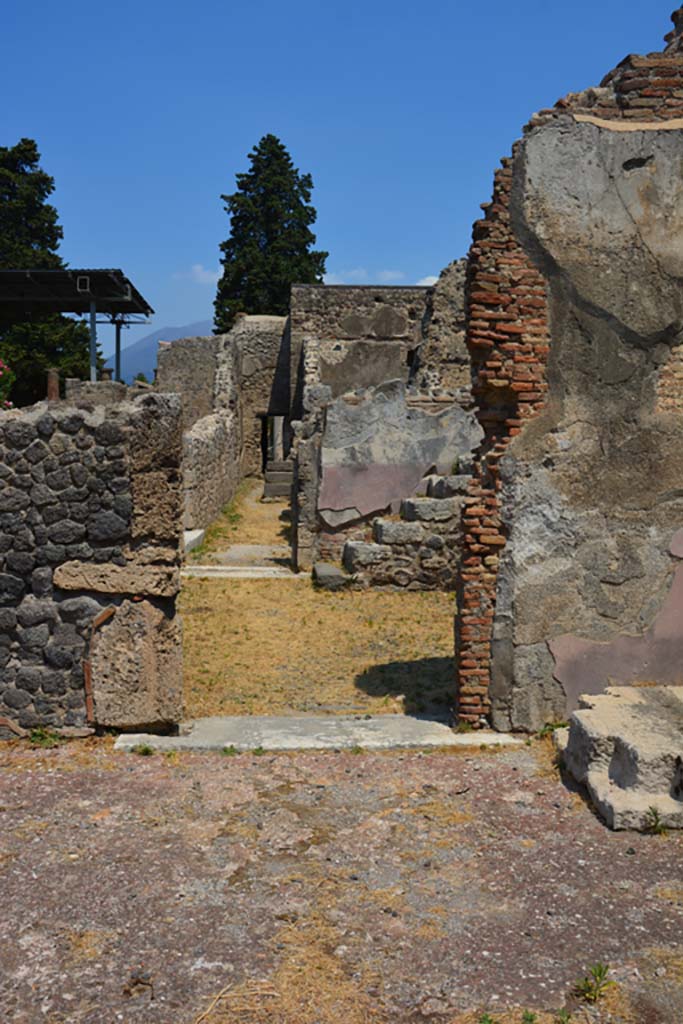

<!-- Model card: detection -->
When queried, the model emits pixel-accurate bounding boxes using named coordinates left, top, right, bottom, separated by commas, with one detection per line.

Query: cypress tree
left=0, top=138, right=90, bottom=406
left=214, top=135, right=327, bottom=333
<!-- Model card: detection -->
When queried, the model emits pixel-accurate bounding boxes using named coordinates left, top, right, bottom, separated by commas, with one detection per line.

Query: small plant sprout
left=574, top=962, right=615, bottom=1003
left=644, top=805, right=667, bottom=835
left=555, top=1011, right=571, bottom=1024
left=537, top=721, right=569, bottom=739
left=132, top=743, right=155, bottom=756
left=222, top=744, right=238, bottom=756
left=478, top=1014, right=497, bottom=1024
left=521, top=1012, right=537, bottom=1024
left=29, top=727, right=61, bottom=748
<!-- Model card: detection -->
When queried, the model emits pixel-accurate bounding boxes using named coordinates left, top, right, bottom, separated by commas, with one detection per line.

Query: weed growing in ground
left=251, top=746, right=265, bottom=756
left=521, top=1011, right=537, bottom=1023
left=350, top=745, right=363, bottom=755
left=222, top=745, right=238, bottom=756
left=478, top=1015, right=497, bottom=1024
left=455, top=720, right=474, bottom=734
left=574, top=962, right=614, bottom=1003
left=29, top=727, right=62, bottom=748
left=644, top=805, right=667, bottom=835
left=131, top=743, right=155, bottom=756
left=555, top=1011, right=571, bottom=1023
left=537, top=721, right=568, bottom=739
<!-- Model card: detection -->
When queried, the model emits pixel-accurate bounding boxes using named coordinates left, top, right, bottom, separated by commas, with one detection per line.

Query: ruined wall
left=455, top=9, right=683, bottom=728
left=290, top=284, right=480, bottom=577
left=413, top=259, right=471, bottom=399
left=155, top=318, right=289, bottom=529
left=0, top=391, right=183, bottom=737
left=156, top=336, right=220, bottom=430
left=228, top=315, right=289, bottom=475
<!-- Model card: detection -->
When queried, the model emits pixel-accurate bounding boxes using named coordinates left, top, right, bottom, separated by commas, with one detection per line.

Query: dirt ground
left=1, top=738, right=682, bottom=1024
left=181, top=480, right=456, bottom=720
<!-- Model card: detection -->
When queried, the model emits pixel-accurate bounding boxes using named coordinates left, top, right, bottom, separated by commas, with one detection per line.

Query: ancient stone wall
left=157, top=336, right=220, bottom=431
left=413, top=259, right=471, bottom=399
left=228, top=315, right=289, bottom=476
left=290, top=284, right=480, bottom=580
left=155, top=318, right=290, bottom=529
left=0, top=391, right=183, bottom=738
left=455, top=8, right=683, bottom=728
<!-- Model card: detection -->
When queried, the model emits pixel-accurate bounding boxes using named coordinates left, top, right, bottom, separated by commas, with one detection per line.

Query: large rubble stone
left=561, top=686, right=683, bottom=831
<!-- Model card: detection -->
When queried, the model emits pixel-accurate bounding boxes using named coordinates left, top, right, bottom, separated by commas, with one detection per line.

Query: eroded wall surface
left=290, top=284, right=480, bottom=576
left=455, top=11, right=683, bottom=728
left=0, top=392, right=183, bottom=737
left=157, top=317, right=289, bottom=528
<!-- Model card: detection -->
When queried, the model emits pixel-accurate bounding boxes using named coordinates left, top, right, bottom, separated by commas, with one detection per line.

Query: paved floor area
left=114, top=715, right=523, bottom=752
left=1, top=738, right=682, bottom=1024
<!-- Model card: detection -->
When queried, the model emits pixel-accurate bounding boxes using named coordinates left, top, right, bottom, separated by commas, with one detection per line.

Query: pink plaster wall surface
left=318, top=463, right=426, bottom=521
left=549, top=532, right=683, bottom=710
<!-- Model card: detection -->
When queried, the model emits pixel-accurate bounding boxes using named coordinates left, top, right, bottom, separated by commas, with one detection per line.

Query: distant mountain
left=104, top=319, right=213, bottom=383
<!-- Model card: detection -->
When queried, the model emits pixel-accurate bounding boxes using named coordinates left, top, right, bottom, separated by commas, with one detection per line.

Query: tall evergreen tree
left=214, top=135, right=327, bottom=332
left=0, top=138, right=90, bottom=406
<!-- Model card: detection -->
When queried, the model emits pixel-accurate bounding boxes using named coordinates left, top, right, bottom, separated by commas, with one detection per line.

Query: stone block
left=343, top=542, right=389, bottom=571
left=562, top=686, right=683, bottom=831
left=373, top=520, right=426, bottom=545
left=428, top=475, right=470, bottom=498
left=89, top=599, right=182, bottom=729
left=54, top=560, right=179, bottom=598
left=400, top=497, right=461, bottom=522
left=312, top=562, right=350, bottom=591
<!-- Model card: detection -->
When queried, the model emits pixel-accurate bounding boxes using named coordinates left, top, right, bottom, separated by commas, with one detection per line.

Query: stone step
left=373, top=519, right=425, bottom=545
left=400, top=497, right=462, bottom=523
left=266, top=460, right=292, bottom=474
left=560, top=686, right=683, bottom=831
left=264, top=470, right=293, bottom=484
left=262, top=481, right=291, bottom=498
left=427, top=474, right=470, bottom=499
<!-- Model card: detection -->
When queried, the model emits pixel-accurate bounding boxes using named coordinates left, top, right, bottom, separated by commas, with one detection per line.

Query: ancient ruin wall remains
left=0, top=391, right=183, bottom=737
left=290, top=284, right=482, bottom=583
left=455, top=8, right=683, bottom=728
left=156, top=317, right=290, bottom=530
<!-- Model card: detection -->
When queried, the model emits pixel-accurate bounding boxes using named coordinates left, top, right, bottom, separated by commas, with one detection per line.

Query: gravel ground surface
left=1, top=738, right=682, bottom=1023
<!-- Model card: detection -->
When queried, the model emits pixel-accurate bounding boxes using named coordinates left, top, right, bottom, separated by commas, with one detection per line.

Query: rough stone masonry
left=0, top=390, right=183, bottom=738
left=455, top=6, right=683, bottom=729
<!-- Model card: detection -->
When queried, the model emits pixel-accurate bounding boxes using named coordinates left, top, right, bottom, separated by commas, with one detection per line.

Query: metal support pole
left=89, top=301, right=97, bottom=382
left=115, top=321, right=122, bottom=382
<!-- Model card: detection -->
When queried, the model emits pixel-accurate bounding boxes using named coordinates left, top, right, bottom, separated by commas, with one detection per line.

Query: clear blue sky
left=3, top=0, right=672, bottom=352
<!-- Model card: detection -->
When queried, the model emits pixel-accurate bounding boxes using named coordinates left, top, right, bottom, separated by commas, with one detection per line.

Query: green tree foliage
left=214, top=135, right=327, bottom=333
left=0, top=138, right=90, bottom=406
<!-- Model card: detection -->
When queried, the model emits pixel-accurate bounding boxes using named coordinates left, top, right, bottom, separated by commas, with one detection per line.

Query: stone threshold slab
left=114, top=715, right=523, bottom=753
left=181, top=565, right=304, bottom=580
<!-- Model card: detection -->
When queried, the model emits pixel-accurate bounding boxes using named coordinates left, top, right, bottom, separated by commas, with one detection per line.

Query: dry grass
left=193, top=915, right=387, bottom=1024
left=181, top=577, right=455, bottom=718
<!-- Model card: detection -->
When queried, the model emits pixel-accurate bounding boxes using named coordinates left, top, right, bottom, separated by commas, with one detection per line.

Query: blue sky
left=3, top=0, right=671, bottom=352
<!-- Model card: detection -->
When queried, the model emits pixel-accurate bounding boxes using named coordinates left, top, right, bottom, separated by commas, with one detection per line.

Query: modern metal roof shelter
left=0, top=269, right=154, bottom=383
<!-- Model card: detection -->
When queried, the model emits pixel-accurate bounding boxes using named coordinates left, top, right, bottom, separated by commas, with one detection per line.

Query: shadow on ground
left=354, top=655, right=454, bottom=720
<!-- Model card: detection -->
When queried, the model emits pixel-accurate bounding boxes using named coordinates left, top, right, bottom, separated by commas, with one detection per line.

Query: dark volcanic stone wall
left=455, top=8, right=683, bottom=728
left=0, top=393, right=183, bottom=737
